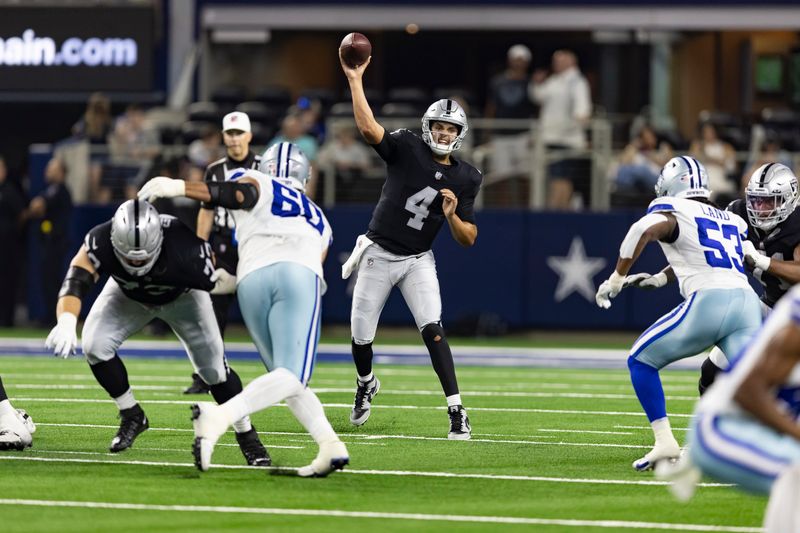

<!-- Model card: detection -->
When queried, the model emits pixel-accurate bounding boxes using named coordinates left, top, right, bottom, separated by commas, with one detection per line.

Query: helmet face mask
left=260, top=142, right=311, bottom=192
left=654, top=156, right=711, bottom=199
left=110, top=199, right=164, bottom=277
left=745, top=163, right=798, bottom=231
left=421, top=99, right=468, bottom=156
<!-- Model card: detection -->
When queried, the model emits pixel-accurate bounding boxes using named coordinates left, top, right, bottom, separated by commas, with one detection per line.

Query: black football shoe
left=349, top=377, right=380, bottom=426
left=235, top=427, right=271, bottom=467
left=109, top=405, right=149, bottom=453
left=447, top=405, right=471, bottom=440
left=183, top=373, right=211, bottom=395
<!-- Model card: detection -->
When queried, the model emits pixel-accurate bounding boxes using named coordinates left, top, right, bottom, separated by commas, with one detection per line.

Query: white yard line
left=615, top=425, right=690, bottom=432
left=0, top=456, right=732, bottom=488
left=0, top=499, right=758, bottom=531
left=538, top=429, right=634, bottom=436
left=15, top=398, right=693, bottom=417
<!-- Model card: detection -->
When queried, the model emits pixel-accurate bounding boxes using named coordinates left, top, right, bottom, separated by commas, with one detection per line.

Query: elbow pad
left=207, top=181, right=259, bottom=209
left=619, top=213, right=669, bottom=258
left=58, top=266, right=95, bottom=300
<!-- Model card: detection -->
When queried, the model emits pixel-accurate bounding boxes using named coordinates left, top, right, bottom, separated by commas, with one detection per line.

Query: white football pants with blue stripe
left=237, top=263, right=321, bottom=384
left=689, top=412, right=800, bottom=494
left=631, top=288, right=761, bottom=371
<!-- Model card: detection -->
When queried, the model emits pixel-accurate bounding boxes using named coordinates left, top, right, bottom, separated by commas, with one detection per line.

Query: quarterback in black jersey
left=700, top=163, right=800, bottom=393
left=341, top=52, right=482, bottom=439
left=44, top=200, right=270, bottom=466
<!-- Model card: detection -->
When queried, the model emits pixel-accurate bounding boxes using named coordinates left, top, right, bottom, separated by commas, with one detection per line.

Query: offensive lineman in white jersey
left=681, top=286, right=800, bottom=531
left=139, top=142, right=349, bottom=477
left=595, top=156, right=762, bottom=471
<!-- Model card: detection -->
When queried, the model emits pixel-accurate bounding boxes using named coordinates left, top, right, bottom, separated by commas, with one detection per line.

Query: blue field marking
left=0, top=338, right=708, bottom=370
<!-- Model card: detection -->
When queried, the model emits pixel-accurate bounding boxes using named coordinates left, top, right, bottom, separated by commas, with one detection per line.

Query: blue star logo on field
left=546, top=237, right=607, bottom=303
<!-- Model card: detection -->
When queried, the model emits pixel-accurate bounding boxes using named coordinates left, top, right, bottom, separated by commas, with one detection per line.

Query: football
left=340, top=32, right=371, bottom=68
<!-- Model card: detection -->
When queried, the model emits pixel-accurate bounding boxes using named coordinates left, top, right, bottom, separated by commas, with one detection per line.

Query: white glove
left=45, top=313, right=78, bottom=358
left=742, top=240, right=771, bottom=271
left=210, top=268, right=237, bottom=295
left=624, top=271, right=668, bottom=290
left=596, top=271, right=625, bottom=309
left=137, top=176, right=186, bottom=202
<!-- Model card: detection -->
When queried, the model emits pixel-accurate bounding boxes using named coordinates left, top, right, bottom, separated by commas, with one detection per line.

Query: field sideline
left=0, top=347, right=765, bottom=532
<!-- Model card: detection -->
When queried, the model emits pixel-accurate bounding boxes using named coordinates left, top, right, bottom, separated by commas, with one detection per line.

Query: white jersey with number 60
left=229, top=169, right=332, bottom=284
left=646, top=197, right=751, bottom=298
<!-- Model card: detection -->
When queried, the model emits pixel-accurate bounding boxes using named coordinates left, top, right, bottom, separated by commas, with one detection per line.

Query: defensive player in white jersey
left=595, top=156, right=762, bottom=471
left=139, top=142, right=348, bottom=477
left=685, top=285, right=800, bottom=532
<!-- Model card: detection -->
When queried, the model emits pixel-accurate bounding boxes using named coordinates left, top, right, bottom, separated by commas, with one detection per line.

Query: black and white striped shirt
left=201, top=151, right=261, bottom=231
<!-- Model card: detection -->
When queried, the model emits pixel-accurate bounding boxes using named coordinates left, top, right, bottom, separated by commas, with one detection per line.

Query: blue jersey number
left=271, top=181, right=325, bottom=235
left=695, top=217, right=744, bottom=273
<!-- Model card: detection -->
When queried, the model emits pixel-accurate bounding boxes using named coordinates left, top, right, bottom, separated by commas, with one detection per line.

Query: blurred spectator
left=690, top=122, right=737, bottom=201
left=107, top=103, right=160, bottom=202
left=741, top=131, right=793, bottom=191
left=186, top=126, right=223, bottom=184
left=71, top=92, right=112, bottom=203
left=269, top=114, right=319, bottom=198
left=613, top=125, right=674, bottom=194
left=318, top=124, right=374, bottom=202
left=485, top=44, right=536, bottom=181
left=0, top=156, right=25, bottom=326
left=530, top=49, right=592, bottom=210
left=297, top=97, right=326, bottom=144
left=27, top=157, right=73, bottom=326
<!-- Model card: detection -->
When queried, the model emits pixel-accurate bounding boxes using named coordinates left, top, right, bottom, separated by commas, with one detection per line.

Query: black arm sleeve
left=206, top=181, right=259, bottom=209
left=58, top=266, right=95, bottom=300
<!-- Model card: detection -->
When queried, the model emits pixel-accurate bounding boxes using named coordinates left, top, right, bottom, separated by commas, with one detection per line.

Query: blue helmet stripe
left=285, top=143, right=293, bottom=178
left=275, top=143, right=285, bottom=178
left=679, top=156, right=695, bottom=189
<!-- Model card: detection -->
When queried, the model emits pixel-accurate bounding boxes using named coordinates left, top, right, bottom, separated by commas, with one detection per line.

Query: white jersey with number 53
left=647, top=197, right=751, bottom=298
left=229, top=169, right=332, bottom=284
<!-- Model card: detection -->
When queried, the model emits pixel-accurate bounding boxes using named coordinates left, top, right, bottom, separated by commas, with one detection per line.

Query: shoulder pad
left=646, top=198, right=677, bottom=214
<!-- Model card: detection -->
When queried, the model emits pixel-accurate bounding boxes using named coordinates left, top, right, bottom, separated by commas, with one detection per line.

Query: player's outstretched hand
left=595, top=272, right=625, bottom=309
left=138, top=176, right=186, bottom=202
left=441, top=188, right=458, bottom=218
left=741, top=240, right=771, bottom=271
left=210, top=268, right=237, bottom=295
left=45, top=313, right=78, bottom=358
left=339, top=49, right=371, bottom=80
left=624, top=272, right=668, bottom=290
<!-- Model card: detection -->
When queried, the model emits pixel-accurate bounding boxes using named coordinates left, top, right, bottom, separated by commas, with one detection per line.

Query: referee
left=184, top=111, right=261, bottom=394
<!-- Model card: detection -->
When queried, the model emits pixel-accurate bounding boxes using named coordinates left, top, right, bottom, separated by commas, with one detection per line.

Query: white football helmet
left=745, top=163, right=798, bottom=231
left=421, top=99, right=468, bottom=156
left=110, top=199, right=164, bottom=277
left=260, top=142, right=311, bottom=192
left=655, top=156, right=711, bottom=199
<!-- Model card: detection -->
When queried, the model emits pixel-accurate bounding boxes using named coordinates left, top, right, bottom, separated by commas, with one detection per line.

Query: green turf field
left=0, top=355, right=765, bottom=532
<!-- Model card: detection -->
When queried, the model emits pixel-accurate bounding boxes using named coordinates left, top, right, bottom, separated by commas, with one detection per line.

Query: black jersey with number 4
left=366, top=129, right=482, bottom=255
left=728, top=199, right=800, bottom=307
left=84, top=215, right=216, bottom=306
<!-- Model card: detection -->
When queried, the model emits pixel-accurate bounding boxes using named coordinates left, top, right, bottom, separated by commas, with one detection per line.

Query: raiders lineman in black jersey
left=44, top=199, right=270, bottom=465
left=696, top=163, right=800, bottom=392
left=185, top=111, right=261, bottom=395
left=341, top=52, right=482, bottom=439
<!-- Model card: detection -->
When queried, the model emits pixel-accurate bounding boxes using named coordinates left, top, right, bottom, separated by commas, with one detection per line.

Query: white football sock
left=232, top=417, right=253, bottom=434
left=651, top=417, right=678, bottom=447
left=113, top=389, right=138, bottom=411
left=357, top=372, right=374, bottom=384
left=220, top=368, right=303, bottom=426
left=446, top=394, right=462, bottom=408
left=286, top=387, right=338, bottom=445
left=0, top=399, right=15, bottom=417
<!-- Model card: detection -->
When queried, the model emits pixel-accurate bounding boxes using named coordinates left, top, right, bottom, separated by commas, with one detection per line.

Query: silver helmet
left=110, top=199, right=164, bottom=277
left=745, top=163, right=799, bottom=231
left=260, top=142, right=311, bottom=192
left=655, top=156, right=711, bottom=199
left=421, top=99, right=468, bottom=156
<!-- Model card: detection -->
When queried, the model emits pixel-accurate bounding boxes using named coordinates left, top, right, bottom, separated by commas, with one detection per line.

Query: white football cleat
left=16, top=409, right=36, bottom=435
left=0, top=411, right=32, bottom=451
left=297, top=440, right=349, bottom=478
left=191, top=402, right=230, bottom=472
left=633, top=441, right=681, bottom=471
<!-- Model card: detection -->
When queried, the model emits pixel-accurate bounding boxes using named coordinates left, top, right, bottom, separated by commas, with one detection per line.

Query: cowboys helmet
left=745, top=163, right=799, bottom=231
left=110, top=199, right=164, bottom=277
left=260, top=142, right=311, bottom=192
left=655, top=156, right=711, bottom=199
left=421, top=99, right=469, bottom=156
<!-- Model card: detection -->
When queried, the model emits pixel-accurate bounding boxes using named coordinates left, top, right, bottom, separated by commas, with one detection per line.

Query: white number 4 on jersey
left=405, top=187, right=438, bottom=230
